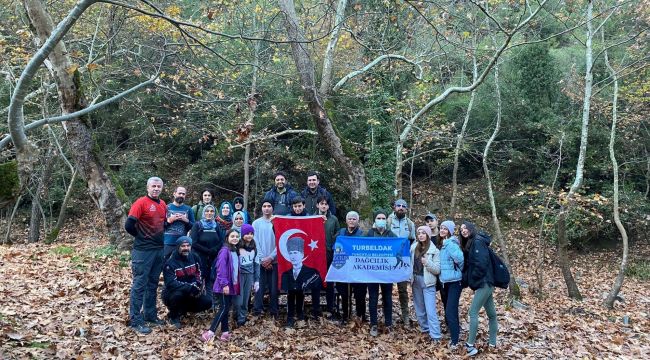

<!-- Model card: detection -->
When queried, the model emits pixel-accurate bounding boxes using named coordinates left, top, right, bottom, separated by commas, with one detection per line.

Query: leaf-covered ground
left=1, top=225, right=648, bottom=359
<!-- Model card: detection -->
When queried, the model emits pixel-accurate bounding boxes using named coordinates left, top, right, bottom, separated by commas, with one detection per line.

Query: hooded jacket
left=439, top=236, right=464, bottom=283
left=410, top=242, right=441, bottom=287
left=465, top=232, right=495, bottom=290
left=213, top=245, right=241, bottom=296
left=162, top=245, right=203, bottom=297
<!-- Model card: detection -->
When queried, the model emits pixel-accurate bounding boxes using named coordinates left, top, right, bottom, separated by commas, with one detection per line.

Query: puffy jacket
left=439, top=236, right=464, bottom=284
left=263, top=185, right=298, bottom=215
left=212, top=246, right=241, bottom=296
left=410, top=242, right=441, bottom=287
left=465, top=232, right=494, bottom=290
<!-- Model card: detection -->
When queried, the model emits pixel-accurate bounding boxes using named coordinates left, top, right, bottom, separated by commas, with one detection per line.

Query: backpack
left=386, top=215, right=414, bottom=241
left=488, top=247, right=510, bottom=289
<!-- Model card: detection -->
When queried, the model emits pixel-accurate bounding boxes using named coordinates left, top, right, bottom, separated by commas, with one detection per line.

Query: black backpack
left=488, top=247, right=510, bottom=289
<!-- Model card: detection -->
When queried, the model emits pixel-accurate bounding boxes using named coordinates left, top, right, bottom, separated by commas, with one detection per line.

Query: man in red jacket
left=125, top=177, right=167, bottom=334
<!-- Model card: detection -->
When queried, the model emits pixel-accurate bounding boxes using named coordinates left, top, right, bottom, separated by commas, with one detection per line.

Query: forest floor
left=0, top=213, right=649, bottom=359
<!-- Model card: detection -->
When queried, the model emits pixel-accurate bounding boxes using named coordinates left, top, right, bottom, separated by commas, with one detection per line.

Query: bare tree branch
left=228, top=129, right=318, bottom=149
left=1, top=75, right=157, bottom=149
left=332, top=54, right=423, bottom=92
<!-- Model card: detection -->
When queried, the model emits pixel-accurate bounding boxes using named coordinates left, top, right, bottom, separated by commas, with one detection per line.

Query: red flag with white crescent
left=273, top=216, right=327, bottom=290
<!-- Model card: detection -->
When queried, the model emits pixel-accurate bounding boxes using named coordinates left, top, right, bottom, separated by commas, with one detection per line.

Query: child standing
left=234, top=224, right=259, bottom=326
left=202, top=229, right=241, bottom=342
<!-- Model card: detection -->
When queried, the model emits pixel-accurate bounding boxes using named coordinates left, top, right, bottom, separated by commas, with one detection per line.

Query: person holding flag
left=273, top=214, right=328, bottom=327
left=365, top=209, right=397, bottom=337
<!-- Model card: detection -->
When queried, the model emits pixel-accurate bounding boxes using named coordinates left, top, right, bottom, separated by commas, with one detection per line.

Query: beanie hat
left=176, top=235, right=192, bottom=246
left=417, top=225, right=432, bottom=239
left=241, top=223, right=254, bottom=236
left=440, top=220, right=455, bottom=236
left=373, top=208, right=388, bottom=220
left=394, top=199, right=408, bottom=208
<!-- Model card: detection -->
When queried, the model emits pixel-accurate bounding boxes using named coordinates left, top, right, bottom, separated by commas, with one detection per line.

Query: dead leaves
left=1, top=228, right=649, bottom=359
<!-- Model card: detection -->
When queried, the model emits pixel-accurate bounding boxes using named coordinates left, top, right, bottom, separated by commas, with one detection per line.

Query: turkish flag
left=273, top=216, right=327, bottom=291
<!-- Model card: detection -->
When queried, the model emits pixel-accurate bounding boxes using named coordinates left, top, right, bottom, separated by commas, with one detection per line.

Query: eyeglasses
left=395, top=204, right=407, bottom=208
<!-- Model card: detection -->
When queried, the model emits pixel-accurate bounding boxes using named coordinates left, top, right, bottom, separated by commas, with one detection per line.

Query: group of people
left=125, top=172, right=500, bottom=356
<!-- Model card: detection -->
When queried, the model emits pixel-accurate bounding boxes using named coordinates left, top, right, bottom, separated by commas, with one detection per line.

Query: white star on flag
left=308, top=239, right=318, bottom=251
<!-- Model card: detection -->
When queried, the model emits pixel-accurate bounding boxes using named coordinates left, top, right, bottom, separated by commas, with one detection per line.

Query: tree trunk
left=28, top=146, right=56, bottom=243
left=243, top=20, right=262, bottom=208
left=482, top=63, right=520, bottom=299
left=277, top=0, right=371, bottom=217
left=24, top=0, right=128, bottom=249
left=4, top=195, right=23, bottom=245
left=534, top=133, right=564, bottom=298
left=450, top=50, right=478, bottom=219
left=558, top=0, right=596, bottom=300
left=603, top=34, right=628, bottom=309
left=47, top=169, right=78, bottom=243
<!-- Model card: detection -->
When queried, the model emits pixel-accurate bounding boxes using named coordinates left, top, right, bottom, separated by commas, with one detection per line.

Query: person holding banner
left=365, top=209, right=397, bottom=337
left=438, top=220, right=464, bottom=349
left=410, top=226, right=442, bottom=342
left=318, top=196, right=341, bottom=320
left=337, top=211, right=365, bottom=324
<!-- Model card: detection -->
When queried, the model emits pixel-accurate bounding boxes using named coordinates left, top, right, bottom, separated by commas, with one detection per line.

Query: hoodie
left=465, top=231, right=494, bottom=290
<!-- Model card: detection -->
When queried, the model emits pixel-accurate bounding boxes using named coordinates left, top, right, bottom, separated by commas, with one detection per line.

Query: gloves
left=189, top=282, right=201, bottom=296
left=253, top=282, right=259, bottom=292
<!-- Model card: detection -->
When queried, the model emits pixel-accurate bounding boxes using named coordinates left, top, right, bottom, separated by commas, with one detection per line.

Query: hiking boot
left=201, top=330, right=215, bottom=342
left=219, top=332, right=231, bottom=342
left=130, top=324, right=152, bottom=335
left=168, top=316, right=181, bottom=329
left=465, top=343, right=478, bottom=356
left=370, top=325, right=378, bottom=337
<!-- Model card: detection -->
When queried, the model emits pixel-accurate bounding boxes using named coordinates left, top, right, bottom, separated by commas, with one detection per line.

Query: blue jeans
left=412, top=275, right=441, bottom=339
left=254, top=263, right=279, bottom=316
left=129, top=248, right=164, bottom=326
left=441, top=281, right=462, bottom=344
left=368, top=283, right=393, bottom=326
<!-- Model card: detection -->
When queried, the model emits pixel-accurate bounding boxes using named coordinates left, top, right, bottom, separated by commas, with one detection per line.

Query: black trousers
left=162, top=289, right=212, bottom=318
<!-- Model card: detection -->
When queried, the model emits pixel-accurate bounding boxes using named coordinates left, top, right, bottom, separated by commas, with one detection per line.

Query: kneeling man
left=162, top=236, right=212, bottom=328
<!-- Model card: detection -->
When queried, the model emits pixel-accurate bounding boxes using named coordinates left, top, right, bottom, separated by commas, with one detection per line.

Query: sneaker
left=286, top=318, right=295, bottom=328
left=201, top=330, right=215, bottom=342
left=465, top=343, right=478, bottom=356
left=339, top=319, right=348, bottom=327
left=145, top=318, right=165, bottom=327
left=370, top=325, right=378, bottom=337
left=130, top=324, right=152, bottom=335
left=219, top=332, right=231, bottom=342
left=168, top=316, right=181, bottom=329
left=449, top=343, right=458, bottom=351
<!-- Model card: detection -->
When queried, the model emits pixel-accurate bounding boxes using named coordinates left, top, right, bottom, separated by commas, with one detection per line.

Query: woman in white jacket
left=410, top=225, right=442, bottom=342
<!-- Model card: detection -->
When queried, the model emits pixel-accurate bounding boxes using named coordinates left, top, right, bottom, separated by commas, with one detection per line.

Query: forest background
left=0, top=0, right=648, bottom=358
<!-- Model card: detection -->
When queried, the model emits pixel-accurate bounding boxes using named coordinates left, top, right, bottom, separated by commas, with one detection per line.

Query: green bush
left=625, top=260, right=650, bottom=281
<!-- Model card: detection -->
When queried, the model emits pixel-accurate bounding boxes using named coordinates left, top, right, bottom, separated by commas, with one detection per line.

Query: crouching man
left=162, top=236, right=212, bottom=329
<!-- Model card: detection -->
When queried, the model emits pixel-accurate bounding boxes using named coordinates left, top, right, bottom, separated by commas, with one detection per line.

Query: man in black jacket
left=301, top=171, right=337, bottom=216
left=263, top=171, right=299, bottom=215
left=162, top=236, right=212, bottom=329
